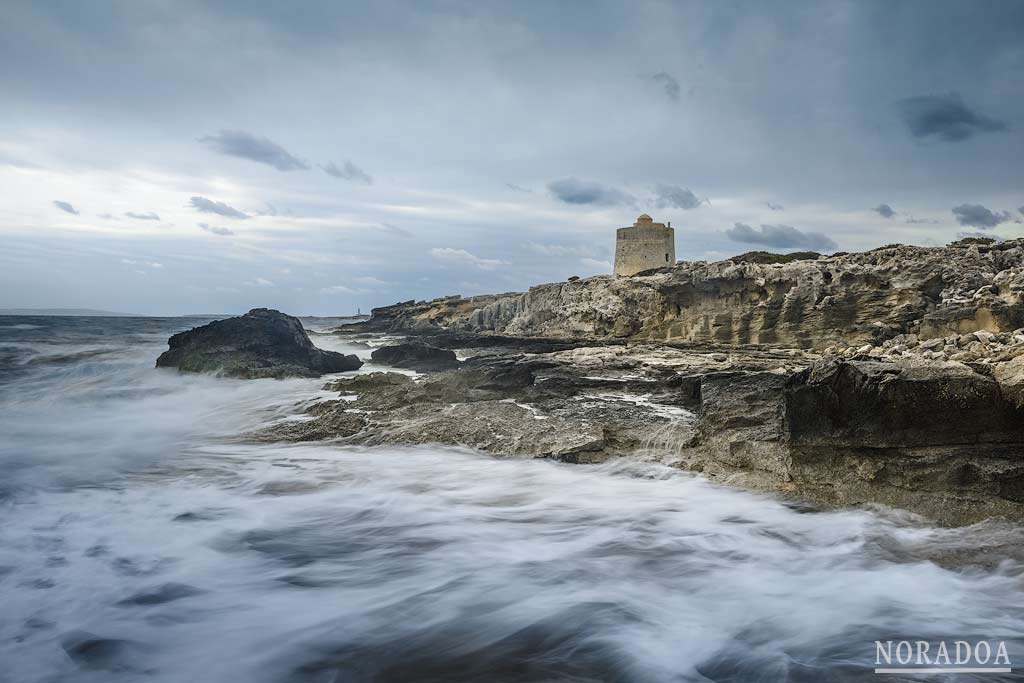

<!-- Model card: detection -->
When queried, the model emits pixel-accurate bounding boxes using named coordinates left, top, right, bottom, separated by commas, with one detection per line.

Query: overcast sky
left=1, top=0, right=1022, bottom=315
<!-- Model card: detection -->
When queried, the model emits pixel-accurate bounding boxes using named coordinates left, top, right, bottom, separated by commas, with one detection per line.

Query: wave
left=0, top=316, right=1021, bottom=681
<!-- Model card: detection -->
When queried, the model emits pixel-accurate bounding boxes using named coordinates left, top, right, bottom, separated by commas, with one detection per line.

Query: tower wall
left=614, top=224, right=675, bottom=276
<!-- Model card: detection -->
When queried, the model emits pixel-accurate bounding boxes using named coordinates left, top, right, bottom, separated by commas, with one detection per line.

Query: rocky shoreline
left=163, top=238, right=1024, bottom=525
left=320, top=239, right=1024, bottom=525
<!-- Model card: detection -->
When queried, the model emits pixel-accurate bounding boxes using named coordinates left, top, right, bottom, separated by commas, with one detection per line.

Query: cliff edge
left=347, top=239, right=1024, bottom=349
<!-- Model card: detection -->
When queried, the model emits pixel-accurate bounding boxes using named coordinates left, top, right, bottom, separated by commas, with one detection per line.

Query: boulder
left=156, top=308, right=362, bottom=378
left=993, top=354, right=1024, bottom=409
left=370, top=341, right=458, bottom=371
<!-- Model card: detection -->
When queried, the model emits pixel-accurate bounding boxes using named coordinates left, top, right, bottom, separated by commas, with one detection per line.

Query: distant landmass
left=0, top=308, right=145, bottom=317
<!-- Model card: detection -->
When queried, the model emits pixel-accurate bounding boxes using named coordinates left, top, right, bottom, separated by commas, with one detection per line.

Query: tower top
left=636, top=214, right=653, bottom=224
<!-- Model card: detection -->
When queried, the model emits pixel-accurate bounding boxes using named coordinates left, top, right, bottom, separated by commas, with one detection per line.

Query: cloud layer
left=322, top=161, right=373, bottom=184
left=651, top=72, right=681, bottom=101
left=951, top=203, right=1013, bottom=228
left=725, top=223, right=838, bottom=252
left=873, top=204, right=895, bottom=219
left=189, top=196, right=249, bottom=220
left=548, top=178, right=633, bottom=206
left=198, top=222, right=234, bottom=236
left=53, top=200, right=78, bottom=215
left=430, top=247, right=505, bottom=270
left=1, top=1, right=1022, bottom=315
left=200, top=130, right=309, bottom=171
left=899, top=93, right=1008, bottom=142
left=653, top=184, right=703, bottom=210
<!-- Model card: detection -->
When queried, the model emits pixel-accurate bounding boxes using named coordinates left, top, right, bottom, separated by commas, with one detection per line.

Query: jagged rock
left=343, top=240, right=1024, bottom=350
left=318, top=241, right=1024, bottom=524
left=681, top=357, right=1024, bottom=525
left=156, top=308, right=362, bottom=379
left=370, top=341, right=458, bottom=371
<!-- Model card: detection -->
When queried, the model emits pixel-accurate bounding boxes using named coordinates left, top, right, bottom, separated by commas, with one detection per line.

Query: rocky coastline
left=168, top=238, right=1024, bottom=525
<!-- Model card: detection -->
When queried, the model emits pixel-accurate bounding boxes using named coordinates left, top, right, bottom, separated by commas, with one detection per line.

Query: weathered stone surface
left=311, top=239, right=1024, bottom=525
left=370, top=341, right=458, bottom=371
left=156, top=308, right=362, bottom=379
left=678, top=357, right=1024, bottom=525
left=993, top=354, right=1024, bottom=409
left=343, top=240, right=1024, bottom=350
left=257, top=341, right=704, bottom=463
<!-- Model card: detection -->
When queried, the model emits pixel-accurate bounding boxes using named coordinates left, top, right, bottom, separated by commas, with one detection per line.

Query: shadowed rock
left=370, top=341, right=458, bottom=371
left=156, top=308, right=362, bottom=378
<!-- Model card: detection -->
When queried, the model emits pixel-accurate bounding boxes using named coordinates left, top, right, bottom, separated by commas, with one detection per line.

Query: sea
left=1, top=315, right=1022, bottom=682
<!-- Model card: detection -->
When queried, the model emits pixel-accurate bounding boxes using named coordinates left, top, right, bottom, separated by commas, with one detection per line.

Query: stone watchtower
left=613, top=214, right=676, bottom=276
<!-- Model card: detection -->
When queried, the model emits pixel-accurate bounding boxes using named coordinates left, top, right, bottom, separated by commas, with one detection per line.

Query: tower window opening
left=665, top=253, right=669, bottom=262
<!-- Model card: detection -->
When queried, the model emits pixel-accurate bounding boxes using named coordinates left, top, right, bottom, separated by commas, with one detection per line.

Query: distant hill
left=0, top=308, right=145, bottom=317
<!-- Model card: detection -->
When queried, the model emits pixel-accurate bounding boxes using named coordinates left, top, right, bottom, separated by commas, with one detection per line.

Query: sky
left=1, top=0, right=1022, bottom=316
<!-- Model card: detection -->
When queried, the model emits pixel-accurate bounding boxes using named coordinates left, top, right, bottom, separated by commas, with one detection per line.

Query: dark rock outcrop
left=156, top=308, right=362, bottom=378
left=680, top=357, right=1024, bottom=525
left=370, top=341, right=458, bottom=371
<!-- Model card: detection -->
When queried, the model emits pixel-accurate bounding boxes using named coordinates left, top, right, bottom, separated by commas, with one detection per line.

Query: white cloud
left=352, top=275, right=393, bottom=287
left=526, top=242, right=601, bottom=258
left=121, top=258, right=163, bottom=269
left=199, top=222, right=235, bottom=236
left=245, top=277, right=275, bottom=287
left=580, top=258, right=612, bottom=272
left=320, top=285, right=370, bottom=295
left=430, top=247, right=506, bottom=270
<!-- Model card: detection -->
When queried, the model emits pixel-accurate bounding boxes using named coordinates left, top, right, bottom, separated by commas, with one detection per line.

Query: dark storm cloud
left=899, top=93, right=1008, bottom=142
left=725, top=222, right=838, bottom=252
left=124, top=211, right=159, bottom=221
left=651, top=72, right=680, bottom=102
left=951, top=203, right=1012, bottom=228
left=321, top=161, right=373, bottom=184
left=198, top=222, right=234, bottom=236
left=872, top=204, right=896, bottom=219
left=653, top=184, right=703, bottom=210
left=200, top=130, right=309, bottom=171
left=189, top=196, right=249, bottom=219
left=547, top=178, right=634, bottom=206
left=53, top=200, right=78, bottom=215
left=765, top=202, right=784, bottom=211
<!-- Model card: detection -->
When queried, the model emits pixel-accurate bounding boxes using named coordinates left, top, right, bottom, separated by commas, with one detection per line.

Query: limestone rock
left=343, top=240, right=1024, bottom=351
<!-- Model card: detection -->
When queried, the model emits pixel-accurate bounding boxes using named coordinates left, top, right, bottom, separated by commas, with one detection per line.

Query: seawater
left=1, top=316, right=1022, bottom=682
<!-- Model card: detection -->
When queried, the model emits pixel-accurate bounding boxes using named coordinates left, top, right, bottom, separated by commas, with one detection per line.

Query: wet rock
left=156, top=308, right=362, bottom=379
left=370, top=341, right=458, bottom=371
left=681, top=357, right=1024, bottom=525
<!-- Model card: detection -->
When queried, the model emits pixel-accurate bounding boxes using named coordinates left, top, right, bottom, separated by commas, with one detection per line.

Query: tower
left=613, top=214, right=676, bottom=276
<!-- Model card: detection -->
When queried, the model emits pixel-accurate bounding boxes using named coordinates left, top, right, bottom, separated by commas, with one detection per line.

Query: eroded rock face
left=679, top=357, right=1024, bottom=525
left=344, top=240, right=1024, bottom=350
left=156, top=308, right=362, bottom=379
left=255, top=343, right=715, bottom=463
left=313, top=239, right=1024, bottom=524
